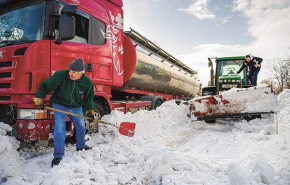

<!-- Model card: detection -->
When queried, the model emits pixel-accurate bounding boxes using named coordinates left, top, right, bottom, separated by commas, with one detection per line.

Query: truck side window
left=70, top=14, right=89, bottom=44
left=92, top=17, right=106, bottom=45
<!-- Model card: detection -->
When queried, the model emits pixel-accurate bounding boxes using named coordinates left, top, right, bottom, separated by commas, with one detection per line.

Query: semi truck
left=0, top=0, right=200, bottom=140
left=202, top=56, right=251, bottom=96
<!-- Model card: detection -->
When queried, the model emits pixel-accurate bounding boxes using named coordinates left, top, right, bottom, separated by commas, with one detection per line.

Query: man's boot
left=51, top=157, right=62, bottom=167
left=76, top=145, right=92, bottom=151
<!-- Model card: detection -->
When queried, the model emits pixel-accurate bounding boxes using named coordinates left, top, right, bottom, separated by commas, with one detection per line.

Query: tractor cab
left=202, top=56, right=251, bottom=95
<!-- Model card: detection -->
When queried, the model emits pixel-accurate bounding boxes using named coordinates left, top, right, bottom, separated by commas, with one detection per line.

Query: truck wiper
left=0, top=40, right=34, bottom=47
left=232, top=60, right=240, bottom=65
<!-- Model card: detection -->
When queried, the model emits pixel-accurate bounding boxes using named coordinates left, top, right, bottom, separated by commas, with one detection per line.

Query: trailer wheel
left=139, top=96, right=163, bottom=110
left=155, top=99, right=163, bottom=109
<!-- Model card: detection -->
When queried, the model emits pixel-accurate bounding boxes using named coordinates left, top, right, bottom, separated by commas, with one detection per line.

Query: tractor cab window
left=55, top=1, right=89, bottom=44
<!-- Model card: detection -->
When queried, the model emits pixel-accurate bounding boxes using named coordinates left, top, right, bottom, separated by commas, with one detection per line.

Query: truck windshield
left=0, top=1, right=46, bottom=47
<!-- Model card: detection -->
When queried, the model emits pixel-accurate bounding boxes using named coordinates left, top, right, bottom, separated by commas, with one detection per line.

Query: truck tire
left=82, top=100, right=106, bottom=134
left=139, top=96, right=163, bottom=110
left=93, top=101, right=105, bottom=119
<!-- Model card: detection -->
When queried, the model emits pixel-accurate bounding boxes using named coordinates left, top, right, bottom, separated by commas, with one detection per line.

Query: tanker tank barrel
left=124, top=28, right=200, bottom=97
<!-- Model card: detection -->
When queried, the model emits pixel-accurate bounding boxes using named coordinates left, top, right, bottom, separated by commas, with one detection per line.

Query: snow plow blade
left=189, top=85, right=278, bottom=121
left=194, top=111, right=274, bottom=121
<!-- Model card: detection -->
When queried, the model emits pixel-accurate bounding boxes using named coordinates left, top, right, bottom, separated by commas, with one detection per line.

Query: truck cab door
left=91, top=14, right=113, bottom=86
left=51, top=7, right=93, bottom=78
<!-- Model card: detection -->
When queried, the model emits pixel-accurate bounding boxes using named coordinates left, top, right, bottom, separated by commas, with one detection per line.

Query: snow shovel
left=44, top=106, right=135, bottom=137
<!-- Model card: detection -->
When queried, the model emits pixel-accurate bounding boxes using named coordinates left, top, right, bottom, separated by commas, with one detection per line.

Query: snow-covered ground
left=0, top=85, right=290, bottom=185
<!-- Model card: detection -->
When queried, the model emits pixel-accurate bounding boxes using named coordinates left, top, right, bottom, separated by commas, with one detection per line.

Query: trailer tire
left=139, top=96, right=163, bottom=110
left=155, top=99, right=163, bottom=109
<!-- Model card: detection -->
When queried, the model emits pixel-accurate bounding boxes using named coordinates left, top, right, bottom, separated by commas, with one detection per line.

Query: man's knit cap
left=69, top=58, right=85, bottom=72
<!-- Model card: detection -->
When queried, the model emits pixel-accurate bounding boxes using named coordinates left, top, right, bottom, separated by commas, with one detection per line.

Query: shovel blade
left=119, top=122, right=136, bottom=137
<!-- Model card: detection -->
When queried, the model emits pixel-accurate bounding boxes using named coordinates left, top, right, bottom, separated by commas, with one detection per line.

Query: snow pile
left=251, top=158, right=275, bottom=183
left=277, top=89, right=290, bottom=150
left=234, top=114, right=277, bottom=135
left=227, top=162, right=251, bottom=185
left=221, top=84, right=280, bottom=113
left=0, top=123, right=23, bottom=183
left=189, top=84, right=280, bottom=116
left=228, top=158, right=275, bottom=185
left=100, top=100, right=191, bottom=137
left=0, top=96, right=289, bottom=184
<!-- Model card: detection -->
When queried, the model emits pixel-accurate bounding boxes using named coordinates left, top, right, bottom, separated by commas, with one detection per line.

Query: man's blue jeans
left=248, top=67, right=261, bottom=86
left=52, top=103, right=86, bottom=158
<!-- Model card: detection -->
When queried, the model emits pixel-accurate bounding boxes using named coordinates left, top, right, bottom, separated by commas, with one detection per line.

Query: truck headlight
left=18, top=109, right=47, bottom=119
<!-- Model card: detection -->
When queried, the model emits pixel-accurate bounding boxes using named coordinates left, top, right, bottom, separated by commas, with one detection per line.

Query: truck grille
left=0, top=72, right=11, bottom=78
left=0, top=61, right=14, bottom=92
left=0, top=96, right=11, bottom=100
left=0, top=83, right=11, bottom=88
left=0, top=105, right=8, bottom=116
left=0, top=61, right=12, bottom=67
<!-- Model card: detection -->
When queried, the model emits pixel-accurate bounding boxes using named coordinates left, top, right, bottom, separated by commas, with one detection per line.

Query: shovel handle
left=44, top=106, right=115, bottom=126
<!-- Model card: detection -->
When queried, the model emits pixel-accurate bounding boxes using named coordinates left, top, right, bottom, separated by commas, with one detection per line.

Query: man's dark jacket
left=36, top=70, right=94, bottom=110
left=237, top=56, right=263, bottom=74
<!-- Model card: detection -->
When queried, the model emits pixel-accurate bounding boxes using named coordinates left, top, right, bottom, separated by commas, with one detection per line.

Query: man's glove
left=86, top=110, right=94, bottom=122
left=33, top=97, right=44, bottom=109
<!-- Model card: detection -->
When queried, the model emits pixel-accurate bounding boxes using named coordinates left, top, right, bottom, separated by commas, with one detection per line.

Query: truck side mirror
left=56, top=4, right=77, bottom=44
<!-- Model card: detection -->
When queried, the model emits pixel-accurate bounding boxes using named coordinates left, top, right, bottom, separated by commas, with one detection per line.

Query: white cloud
left=232, top=0, right=249, bottom=12
left=222, top=16, right=232, bottom=24
left=179, top=0, right=216, bottom=20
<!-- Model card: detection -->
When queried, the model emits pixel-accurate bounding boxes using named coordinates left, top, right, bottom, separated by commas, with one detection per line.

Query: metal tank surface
left=124, top=28, right=200, bottom=97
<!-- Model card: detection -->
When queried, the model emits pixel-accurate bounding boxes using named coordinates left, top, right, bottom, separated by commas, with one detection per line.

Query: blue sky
left=123, top=0, right=290, bottom=86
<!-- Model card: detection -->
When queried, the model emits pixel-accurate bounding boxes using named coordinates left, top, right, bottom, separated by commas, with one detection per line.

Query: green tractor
left=202, top=56, right=251, bottom=96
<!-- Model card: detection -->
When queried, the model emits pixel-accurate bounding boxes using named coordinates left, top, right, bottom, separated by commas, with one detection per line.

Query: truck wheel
left=93, top=101, right=105, bottom=119
left=84, top=101, right=106, bottom=134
